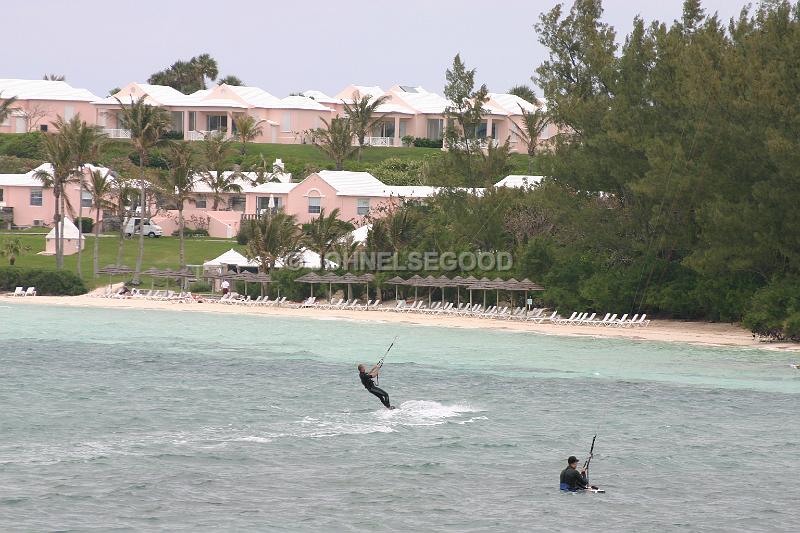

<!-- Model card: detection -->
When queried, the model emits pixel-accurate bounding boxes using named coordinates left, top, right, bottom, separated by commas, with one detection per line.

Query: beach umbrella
left=321, top=271, right=341, bottom=300
left=407, top=274, right=423, bottom=302
left=386, top=276, right=405, bottom=300
left=342, top=272, right=360, bottom=301
left=452, top=275, right=464, bottom=305
left=295, top=271, right=323, bottom=298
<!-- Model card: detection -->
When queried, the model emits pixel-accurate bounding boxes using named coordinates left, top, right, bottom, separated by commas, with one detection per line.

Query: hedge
left=0, top=267, right=87, bottom=295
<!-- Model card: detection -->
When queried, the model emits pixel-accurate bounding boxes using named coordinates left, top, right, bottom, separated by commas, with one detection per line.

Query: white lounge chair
left=577, top=312, right=597, bottom=325
left=531, top=310, right=558, bottom=323
left=608, top=313, right=628, bottom=327
left=555, top=311, right=578, bottom=325
left=11, top=287, right=24, bottom=297
left=631, top=314, right=650, bottom=327
left=366, top=300, right=381, bottom=310
left=299, top=296, right=317, bottom=308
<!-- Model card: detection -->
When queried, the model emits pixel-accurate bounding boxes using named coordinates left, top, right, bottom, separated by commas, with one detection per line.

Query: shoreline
left=4, top=294, right=799, bottom=353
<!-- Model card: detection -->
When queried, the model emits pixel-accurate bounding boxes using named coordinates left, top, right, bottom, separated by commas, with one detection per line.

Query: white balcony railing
left=361, top=136, right=397, bottom=147
left=187, top=130, right=224, bottom=141
left=103, top=128, right=131, bottom=139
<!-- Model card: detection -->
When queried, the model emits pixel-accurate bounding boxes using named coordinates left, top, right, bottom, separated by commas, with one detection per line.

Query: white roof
left=0, top=79, right=98, bottom=102
left=203, top=249, right=259, bottom=268
left=0, top=163, right=112, bottom=187
left=46, top=218, right=83, bottom=239
left=494, top=175, right=544, bottom=188
left=190, top=171, right=295, bottom=193
left=488, top=93, right=541, bottom=114
left=94, top=83, right=191, bottom=106
left=316, top=171, right=392, bottom=197
left=301, top=90, right=339, bottom=104
left=275, top=95, right=333, bottom=111
left=389, top=87, right=450, bottom=114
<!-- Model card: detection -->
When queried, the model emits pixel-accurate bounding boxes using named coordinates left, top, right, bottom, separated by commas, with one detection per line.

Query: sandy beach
left=5, top=292, right=798, bottom=353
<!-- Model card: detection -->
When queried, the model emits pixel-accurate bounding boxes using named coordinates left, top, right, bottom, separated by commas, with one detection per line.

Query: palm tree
left=34, top=122, right=75, bottom=269
left=303, top=208, right=350, bottom=271
left=218, top=75, right=244, bottom=86
left=515, top=104, right=548, bottom=173
left=86, top=169, right=114, bottom=277
left=198, top=131, right=240, bottom=209
left=245, top=212, right=303, bottom=273
left=191, top=53, right=219, bottom=90
left=1, top=238, right=27, bottom=265
left=43, top=74, right=66, bottom=81
left=342, top=91, right=390, bottom=161
left=159, top=143, right=196, bottom=269
left=115, top=95, right=173, bottom=282
left=232, top=114, right=265, bottom=155
left=62, top=115, right=106, bottom=278
left=311, top=117, right=357, bottom=171
left=0, top=92, right=19, bottom=124
left=110, top=173, right=136, bottom=266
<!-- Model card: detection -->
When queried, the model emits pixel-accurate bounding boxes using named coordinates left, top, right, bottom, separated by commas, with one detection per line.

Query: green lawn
left=0, top=232, right=243, bottom=289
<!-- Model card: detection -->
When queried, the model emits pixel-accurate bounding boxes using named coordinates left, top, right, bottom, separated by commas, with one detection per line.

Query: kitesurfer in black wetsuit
left=358, top=363, right=392, bottom=409
left=560, top=456, right=590, bottom=491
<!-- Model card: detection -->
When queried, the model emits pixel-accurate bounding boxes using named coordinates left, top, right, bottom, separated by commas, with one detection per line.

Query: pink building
left=0, top=164, right=115, bottom=229
left=0, top=79, right=99, bottom=133
left=303, top=85, right=557, bottom=153
left=93, top=82, right=334, bottom=143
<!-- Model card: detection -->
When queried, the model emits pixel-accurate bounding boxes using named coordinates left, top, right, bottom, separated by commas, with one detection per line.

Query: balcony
left=103, top=128, right=131, bottom=139
left=187, top=130, right=224, bottom=141
left=360, top=136, right=397, bottom=147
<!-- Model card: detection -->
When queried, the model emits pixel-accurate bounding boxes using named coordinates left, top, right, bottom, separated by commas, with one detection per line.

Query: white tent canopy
left=46, top=218, right=82, bottom=240
left=203, top=249, right=259, bottom=268
left=274, top=248, right=337, bottom=270
left=349, top=224, right=371, bottom=245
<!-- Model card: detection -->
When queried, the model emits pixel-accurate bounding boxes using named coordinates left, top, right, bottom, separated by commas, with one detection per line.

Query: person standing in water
left=358, top=363, right=393, bottom=409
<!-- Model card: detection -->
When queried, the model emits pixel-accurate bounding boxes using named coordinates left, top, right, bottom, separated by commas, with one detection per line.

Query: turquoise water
left=1, top=303, right=798, bottom=532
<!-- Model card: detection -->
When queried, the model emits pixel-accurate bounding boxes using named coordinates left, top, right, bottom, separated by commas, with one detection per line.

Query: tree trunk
left=116, top=220, right=125, bottom=266
left=93, top=205, right=101, bottom=277
left=53, top=185, right=61, bottom=269
left=58, top=188, right=66, bottom=269
left=76, top=173, right=83, bottom=278
left=134, top=157, right=146, bottom=283
left=179, top=205, right=185, bottom=269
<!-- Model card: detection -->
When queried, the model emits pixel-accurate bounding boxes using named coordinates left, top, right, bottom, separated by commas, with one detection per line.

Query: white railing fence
left=103, top=129, right=131, bottom=139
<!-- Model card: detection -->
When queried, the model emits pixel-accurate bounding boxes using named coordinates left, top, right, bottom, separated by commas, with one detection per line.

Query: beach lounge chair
left=577, top=312, right=597, bottom=325
left=531, top=311, right=558, bottom=323
left=299, top=296, right=317, bottom=308
left=274, top=296, right=287, bottom=307
left=11, top=287, right=24, bottom=297
left=366, top=300, right=381, bottom=310
left=590, top=313, right=611, bottom=326
left=555, top=311, right=578, bottom=325
left=608, top=313, right=628, bottom=327
left=631, top=314, right=650, bottom=327
left=22, top=286, right=36, bottom=297
left=616, top=314, right=637, bottom=327
left=384, top=300, right=405, bottom=312
left=434, top=302, right=453, bottom=314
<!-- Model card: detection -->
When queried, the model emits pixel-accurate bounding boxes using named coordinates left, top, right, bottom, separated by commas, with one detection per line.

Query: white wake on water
left=374, top=400, right=483, bottom=427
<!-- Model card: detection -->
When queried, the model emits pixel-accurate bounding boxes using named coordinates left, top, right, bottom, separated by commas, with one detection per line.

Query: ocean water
left=1, top=303, right=798, bottom=532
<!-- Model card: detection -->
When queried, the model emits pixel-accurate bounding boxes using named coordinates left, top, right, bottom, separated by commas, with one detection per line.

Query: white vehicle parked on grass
left=123, top=218, right=163, bottom=238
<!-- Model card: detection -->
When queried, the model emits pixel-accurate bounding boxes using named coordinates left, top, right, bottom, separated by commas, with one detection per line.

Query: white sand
left=5, top=291, right=799, bottom=353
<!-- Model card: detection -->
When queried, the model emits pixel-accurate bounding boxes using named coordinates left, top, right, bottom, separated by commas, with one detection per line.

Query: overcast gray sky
left=1, top=0, right=745, bottom=97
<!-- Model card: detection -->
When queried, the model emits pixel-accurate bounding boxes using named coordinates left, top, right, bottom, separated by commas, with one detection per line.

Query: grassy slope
left=0, top=133, right=532, bottom=180
left=0, top=232, right=242, bottom=289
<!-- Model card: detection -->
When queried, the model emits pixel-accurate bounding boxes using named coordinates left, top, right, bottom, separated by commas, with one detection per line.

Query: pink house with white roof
left=0, top=163, right=113, bottom=229
left=0, top=79, right=99, bottom=134
left=93, top=82, right=333, bottom=143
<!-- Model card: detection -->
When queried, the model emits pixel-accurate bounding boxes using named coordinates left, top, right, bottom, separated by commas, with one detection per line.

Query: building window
left=491, top=122, right=499, bottom=140
left=81, top=190, right=92, bottom=208
left=207, top=115, right=227, bottom=132
left=64, top=106, right=75, bottom=120
left=476, top=121, right=488, bottom=139
left=257, top=196, right=282, bottom=213
left=281, top=111, right=292, bottom=132
left=171, top=111, right=184, bottom=133
left=188, top=111, right=196, bottom=131
left=230, top=195, right=246, bottom=211
left=308, top=196, right=320, bottom=214
left=40, top=124, right=48, bottom=132
left=0, top=188, right=3, bottom=202
left=357, top=198, right=370, bottom=216
left=30, top=188, right=43, bottom=206
left=427, top=118, right=443, bottom=140
left=398, top=120, right=407, bottom=138
left=371, top=120, right=395, bottom=138
left=195, top=197, right=207, bottom=209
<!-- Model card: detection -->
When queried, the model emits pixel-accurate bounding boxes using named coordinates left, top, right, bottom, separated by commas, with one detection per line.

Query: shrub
left=77, top=217, right=93, bottom=234
left=129, top=149, right=168, bottom=169
left=0, top=266, right=87, bottom=295
left=401, top=135, right=415, bottom=147
left=269, top=267, right=312, bottom=301
left=236, top=222, right=253, bottom=245
left=161, top=131, right=184, bottom=140
left=189, top=281, right=212, bottom=293
left=2, top=132, right=45, bottom=159
left=369, top=158, right=425, bottom=186
left=412, top=137, right=443, bottom=149
left=171, top=228, right=210, bottom=237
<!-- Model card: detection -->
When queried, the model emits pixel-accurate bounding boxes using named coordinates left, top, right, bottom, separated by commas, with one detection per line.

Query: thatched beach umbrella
left=341, top=272, right=361, bottom=300
left=321, top=271, right=342, bottom=299
left=386, top=275, right=406, bottom=300
left=295, top=271, right=323, bottom=297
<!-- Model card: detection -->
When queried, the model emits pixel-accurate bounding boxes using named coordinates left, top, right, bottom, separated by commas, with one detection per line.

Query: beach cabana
left=295, top=272, right=323, bottom=297
left=45, top=218, right=84, bottom=256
